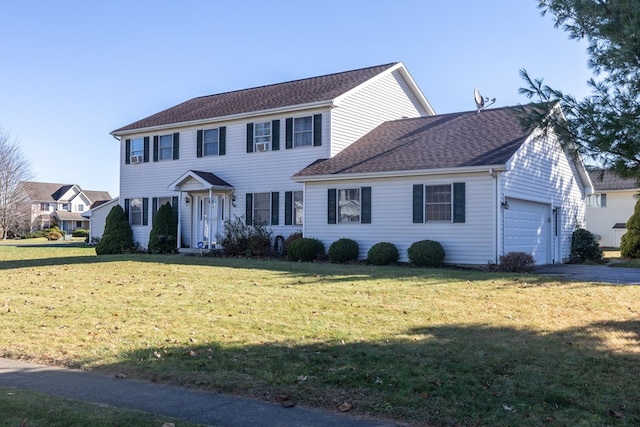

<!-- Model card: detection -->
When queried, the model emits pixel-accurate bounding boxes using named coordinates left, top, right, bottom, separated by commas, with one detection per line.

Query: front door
left=195, top=195, right=223, bottom=249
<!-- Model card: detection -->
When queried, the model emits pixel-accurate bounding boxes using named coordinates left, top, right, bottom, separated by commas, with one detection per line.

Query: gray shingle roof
left=294, top=105, right=531, bottom=178
left=20, top=181, right=112, bottom=203
left=191, top=170, right=232, bottom=188
left=113, top=63, right=399, bottom=133
left=588, top=169, right=638, bottom=191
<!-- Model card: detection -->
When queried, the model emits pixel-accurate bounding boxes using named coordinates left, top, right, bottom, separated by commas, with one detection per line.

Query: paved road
left=0, top=358, right=398, bottom=427
left=536, top=263, right=640, bottom=285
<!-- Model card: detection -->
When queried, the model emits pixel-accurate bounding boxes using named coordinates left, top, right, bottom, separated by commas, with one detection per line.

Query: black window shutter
left=125, top=139, right=131, bottom=164
left=172, top=196, right=179, bottom=218
left=453, top=182, right=466, bottom=223
left=272, top=120, right=280, bottom=151
left=285, top=118, right=293, bottom=149
left=143, top=136, right=150, bottom=162
left=142, top=198, right=149, bottom=226
left=361, top=186, right=371, bottom=224
left=271, top=192, right=279, bottom=225
left=219, top=126, right=226, bottom=155
left=124, top=199, right=130, bottom=220
left=246, top=123, right=254, bottom=153
left=313, top=114, right=322, bottom=146
left=153, top=136, right=159, bottom=162
left=245, top=193, right=253, bottom=225
left=172, top=133, right=179, bottom=160
left=412, top=184, right=424, bottom=223
left=284, top=191, right=293, bottom=225
left=152, top=198, right=158, bottom=222
left=601, top=193, right=607, bottom=207
left=196, top=130, right=203, bottom=158
left=328, top=189, right=337, bottom=224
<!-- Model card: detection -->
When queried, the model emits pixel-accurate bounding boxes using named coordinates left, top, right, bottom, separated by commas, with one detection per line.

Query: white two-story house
left=112, top=62, right=591, bottom=265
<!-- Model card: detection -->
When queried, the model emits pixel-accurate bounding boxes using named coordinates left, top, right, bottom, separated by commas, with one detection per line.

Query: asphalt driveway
left=536, top=263, right=640, bottom=285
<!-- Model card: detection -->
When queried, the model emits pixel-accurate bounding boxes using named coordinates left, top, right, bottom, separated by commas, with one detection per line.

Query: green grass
left=1, top=239, right=639, bottom=425
left=0, top=386, right=202, bottom=427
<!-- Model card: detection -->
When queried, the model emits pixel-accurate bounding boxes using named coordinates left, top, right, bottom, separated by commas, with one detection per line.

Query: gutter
left=292, top=164, right=508, bottom=183
left=111, top=99, right=335, bottom=137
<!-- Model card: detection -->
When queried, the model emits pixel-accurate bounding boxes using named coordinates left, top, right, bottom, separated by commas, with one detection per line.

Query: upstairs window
left=197, top=127, right=225, bottom=157
left=294, top=117, right=312, bottom=147
left=285, top=114, right=322, bottom=149
left=158, top=134, right=173, bottom=160
left=153, top=133, right=179, bottom=161
left=39, top=203, right=50, bottom=211
left=126, top=137, right=149, bottom=164
left=77, top=204, right=84, bottom=212
left=254, top=122, right=272, bottom=152
left=587, top=193, right=607, bottom=207
left=131, top=137, right=144, bottom=157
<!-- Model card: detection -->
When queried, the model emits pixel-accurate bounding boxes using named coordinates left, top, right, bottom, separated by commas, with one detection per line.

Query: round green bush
left=367, top=242, right=399, bottom=265
left=72, top=228, right=89, bottom=238
left=570, top=228, right=603, bottom=263
left=328, top=238, right=359, bottom=263
left=287, top=237, right=324, bottom=262
left=407, top=239, right=445, bottom=267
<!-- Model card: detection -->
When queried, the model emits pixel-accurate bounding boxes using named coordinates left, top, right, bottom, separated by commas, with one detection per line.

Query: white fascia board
left=332, top=62, right=436, bottom=116
left=292, top=165, right=507, bottom=183
left=112, top=100, right=335, bottom=137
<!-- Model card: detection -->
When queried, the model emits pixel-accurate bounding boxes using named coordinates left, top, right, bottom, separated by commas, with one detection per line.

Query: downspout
left=490, top=168, right=499, bottom=264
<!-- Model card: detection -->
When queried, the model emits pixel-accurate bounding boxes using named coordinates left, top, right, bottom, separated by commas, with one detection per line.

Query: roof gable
left=294, top=105, right=532, bottom=178
left=113, top=63, right=400, bottom=134
left=20, top=181, right=112, bottom=203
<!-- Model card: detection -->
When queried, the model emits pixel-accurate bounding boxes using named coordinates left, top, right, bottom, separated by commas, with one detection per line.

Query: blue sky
left=1, top=1, right=591, bottom=198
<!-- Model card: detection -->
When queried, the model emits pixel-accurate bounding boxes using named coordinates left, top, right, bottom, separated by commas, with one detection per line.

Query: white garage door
left=504, top=198, right=550, bottom=265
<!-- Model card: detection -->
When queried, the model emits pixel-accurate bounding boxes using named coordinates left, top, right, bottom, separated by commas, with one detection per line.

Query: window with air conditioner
left=254, top=122, right=271, bottom=152
left=130, top=137, right=144, bottom=164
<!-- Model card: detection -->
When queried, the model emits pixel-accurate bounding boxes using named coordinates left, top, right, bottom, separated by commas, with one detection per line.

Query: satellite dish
left=474, top=88, right=496, bottom=113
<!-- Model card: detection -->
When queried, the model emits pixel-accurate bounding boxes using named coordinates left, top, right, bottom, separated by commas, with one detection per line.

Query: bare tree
left=0, top=127, right=33, bottom=239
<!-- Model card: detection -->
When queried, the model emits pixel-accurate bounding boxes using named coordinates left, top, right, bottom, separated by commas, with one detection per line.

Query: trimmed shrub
left=283, top=232, right=303, bottom=257
left=571, top=228, right=604, bottom=263
left=497, top=252, right=535, bottom=273
left=95, top=204, right=134, bottom=255
left=248, top=222, right=273, bottom=257
left=148, top=202, right=178, bottom=254
left=621, top=198, right=640, bottom=258
left=367, top=242, right=399, bottom=265
left=407, top=239, right=445, bottom=267
left=71, top=229, right=89, bottom=238
left=287, top=237, right=324, bottom=262
left=328, top=238, right=359, bottom=263
left=47, top=231, right=62, bottom=241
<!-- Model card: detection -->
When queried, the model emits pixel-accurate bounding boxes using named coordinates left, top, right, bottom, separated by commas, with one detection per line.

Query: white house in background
left=586, top=169, right=638, bottom=248
left=111, top=62, right=591, bottom=265
left=19, top=181, right=112, bottom=234
left=82, top=197, right=119, bottom=242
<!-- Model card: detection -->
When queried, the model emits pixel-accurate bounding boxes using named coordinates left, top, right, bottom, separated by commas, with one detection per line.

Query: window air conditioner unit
left=130, top=154, right=143, bottom=164
left=255, top=142, right=268, bottom=152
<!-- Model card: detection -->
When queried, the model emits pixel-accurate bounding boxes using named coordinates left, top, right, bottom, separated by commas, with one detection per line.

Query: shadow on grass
left=1, top=246, right=555, bottom=286
left=82, top=320, right=640, bottom=426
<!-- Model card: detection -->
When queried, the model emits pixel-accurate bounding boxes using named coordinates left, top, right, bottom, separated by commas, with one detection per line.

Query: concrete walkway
left=536, top=263, right=640, bottom=285
left=0, top=358, right=398, bottom=427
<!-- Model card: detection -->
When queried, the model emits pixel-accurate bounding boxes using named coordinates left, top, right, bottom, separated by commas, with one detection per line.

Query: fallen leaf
left=339, top=402, right=353, bottom=412
left=609, top=410, right=624, bottom=419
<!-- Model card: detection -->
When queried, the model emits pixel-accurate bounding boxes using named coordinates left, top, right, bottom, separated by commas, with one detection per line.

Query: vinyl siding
left=586, top=189, right=636, bottom=247
left=331, top=69, right=428, bottom=156
left=500, top=132, right=586, bottom=263
left=303, top=173, right=496, bottom=264
left=119, top=110, right=329, bottom=247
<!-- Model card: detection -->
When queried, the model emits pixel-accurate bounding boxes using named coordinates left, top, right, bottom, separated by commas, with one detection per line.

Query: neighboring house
left=82, top=197, right=119, bottom=242
left=586, top=169, right=638, bottom=248
left=111, top=62, right=591, bottom=265
left=20, top=181, right=112, bottom=234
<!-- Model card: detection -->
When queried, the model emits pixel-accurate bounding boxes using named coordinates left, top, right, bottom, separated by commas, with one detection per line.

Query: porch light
left=501, top=201, right=509, bottom=210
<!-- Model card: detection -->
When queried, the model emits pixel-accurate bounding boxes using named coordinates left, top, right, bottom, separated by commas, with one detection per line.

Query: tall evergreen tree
left=620, top=198, right=640, bottom=258
left=519, top=0, right=640, bottom=180
left=95, top=204, right=134, bottom=255
left=148, top=202, right=178, bottom=254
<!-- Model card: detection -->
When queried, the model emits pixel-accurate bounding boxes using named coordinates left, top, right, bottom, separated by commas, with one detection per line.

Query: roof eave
left=112, top=99, right=335, bottom=137
left=292, top=164, right=508, bottom=183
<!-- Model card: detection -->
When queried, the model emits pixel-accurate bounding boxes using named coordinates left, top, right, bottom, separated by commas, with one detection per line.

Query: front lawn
left=0, top=241, right=638, bottom=426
